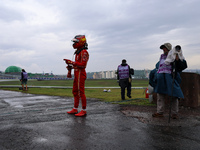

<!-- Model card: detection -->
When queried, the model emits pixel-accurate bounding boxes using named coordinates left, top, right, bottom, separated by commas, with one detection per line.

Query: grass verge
left=0, top=87, right=155, bottom=106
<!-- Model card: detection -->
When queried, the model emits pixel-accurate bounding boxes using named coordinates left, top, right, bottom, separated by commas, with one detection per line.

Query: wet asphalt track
left=0, top=90, right=200, bottom=150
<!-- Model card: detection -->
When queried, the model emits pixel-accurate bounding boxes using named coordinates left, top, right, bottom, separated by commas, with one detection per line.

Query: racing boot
left=67, top=108, right=78, bottom=114
left=75, top=110, right=87, bottom=117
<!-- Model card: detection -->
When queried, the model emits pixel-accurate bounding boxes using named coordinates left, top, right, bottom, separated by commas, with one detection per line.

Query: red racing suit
left=72, top=49, right=89, bottom=109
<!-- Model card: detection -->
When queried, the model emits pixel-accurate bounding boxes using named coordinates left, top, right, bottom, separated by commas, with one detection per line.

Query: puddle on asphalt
left=14, top=105, right=24, bottom=108
left=34, top=137, right=48, bottom=143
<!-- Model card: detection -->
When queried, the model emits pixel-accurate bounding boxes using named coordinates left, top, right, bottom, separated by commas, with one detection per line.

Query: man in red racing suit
left=64, top=35, right=89, bottom=117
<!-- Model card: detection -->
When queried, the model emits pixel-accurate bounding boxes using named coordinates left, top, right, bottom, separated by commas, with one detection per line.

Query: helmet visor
left=71, top=38, right=79, bottom=43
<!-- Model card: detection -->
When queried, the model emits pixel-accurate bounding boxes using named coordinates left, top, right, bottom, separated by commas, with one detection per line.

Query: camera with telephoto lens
left=175, top=45, right=181, bottom=52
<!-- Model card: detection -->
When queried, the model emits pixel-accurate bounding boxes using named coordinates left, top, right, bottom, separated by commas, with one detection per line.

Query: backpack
left=130, top=68, right=134, bottom=75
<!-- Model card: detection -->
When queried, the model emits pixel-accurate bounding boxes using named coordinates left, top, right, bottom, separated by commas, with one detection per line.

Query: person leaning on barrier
left=117, top=59, right=134, bottom=100
left=151, top=43, right=187, bottom=119
left=20, top=69, right=28, bottom=91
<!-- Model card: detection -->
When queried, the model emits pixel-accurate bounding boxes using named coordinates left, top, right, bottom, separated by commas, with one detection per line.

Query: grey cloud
left=0, top=0, right=200, bottom=74
left=0, top=5, right=24, bottom=22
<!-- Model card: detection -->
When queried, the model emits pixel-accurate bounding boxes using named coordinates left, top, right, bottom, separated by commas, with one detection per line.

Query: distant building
left=144, top=69, right=149, bottom=79
left=93, top=72, right=101, bottom=79
left=106, top=71, right=110, bottom=78
left=100, top=71, right=106, bottom=79
left=111, top=70, right=116, bottom=78
left=91, top=70, right=117, bottom=79
left=5, top=66, right=22, bottom=75
left=91, top=69, right=151, bottom=79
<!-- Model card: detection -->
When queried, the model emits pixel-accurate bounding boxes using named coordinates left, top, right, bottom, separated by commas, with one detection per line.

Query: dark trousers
left=119, top=79, right=131, bottom=100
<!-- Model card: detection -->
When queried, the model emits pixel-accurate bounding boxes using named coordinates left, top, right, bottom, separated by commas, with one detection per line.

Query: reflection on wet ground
left=0, top=90, right=200, bottom=149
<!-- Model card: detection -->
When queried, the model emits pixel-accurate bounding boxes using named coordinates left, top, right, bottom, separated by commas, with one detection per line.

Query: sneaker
left=152, top=113, right=164, bottom=117
left=75, top=110, right=87, bottom=117
left=171, top=114, right=179, bottom=119
left=67, top=108, right=78, bottom=114
left=127, top=95, right=132, bottom=98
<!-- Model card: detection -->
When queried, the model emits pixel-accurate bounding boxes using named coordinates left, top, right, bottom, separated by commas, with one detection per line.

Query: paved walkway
left=0, top=90, right=200, bottom=150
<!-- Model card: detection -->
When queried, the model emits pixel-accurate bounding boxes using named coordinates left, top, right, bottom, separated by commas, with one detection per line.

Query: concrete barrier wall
left=180, top=72, right=200, bottom=107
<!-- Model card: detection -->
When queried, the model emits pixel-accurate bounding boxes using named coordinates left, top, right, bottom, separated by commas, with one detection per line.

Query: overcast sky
left=0, top=0, right=200, bottom=74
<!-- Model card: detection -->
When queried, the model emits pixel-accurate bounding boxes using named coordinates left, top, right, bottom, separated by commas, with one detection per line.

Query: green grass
left=0, top=79, right=155, bottom=106
left=0, top=80, right=74, bottom=86
left=0, top=79, right=148, bottom=87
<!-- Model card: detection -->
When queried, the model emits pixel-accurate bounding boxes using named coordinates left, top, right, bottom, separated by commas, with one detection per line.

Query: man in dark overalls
left=117, top=59, right=132, bottom=100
